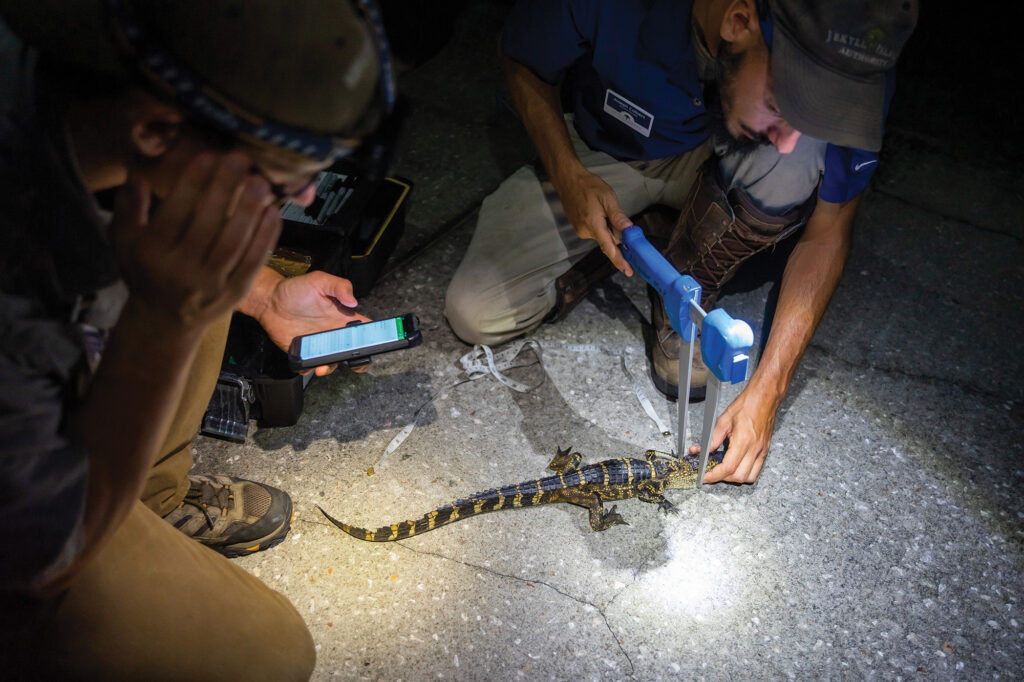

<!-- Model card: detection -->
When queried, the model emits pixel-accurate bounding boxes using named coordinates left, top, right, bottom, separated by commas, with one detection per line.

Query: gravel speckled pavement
left=193, top=3, right=1023, bottom=679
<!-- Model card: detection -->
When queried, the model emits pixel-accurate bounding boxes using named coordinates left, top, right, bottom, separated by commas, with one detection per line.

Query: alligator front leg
left=644, top=449, right=676, bottom=463
left=637, top=480, right=678, bottom=514
left=549, top=447, right=583, bottom=473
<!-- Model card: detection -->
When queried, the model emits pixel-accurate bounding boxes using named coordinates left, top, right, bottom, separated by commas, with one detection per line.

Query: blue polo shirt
left=501, top=0, right=885, bottom=203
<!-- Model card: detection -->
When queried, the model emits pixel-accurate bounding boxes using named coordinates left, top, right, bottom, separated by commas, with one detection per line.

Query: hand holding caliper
left=620, top=225, right=754, bottom=486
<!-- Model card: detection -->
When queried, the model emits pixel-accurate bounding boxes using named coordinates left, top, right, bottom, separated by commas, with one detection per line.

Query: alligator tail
left=317, top=500, right=477, bottom=542
left=316, top=474, right=566, bottom=542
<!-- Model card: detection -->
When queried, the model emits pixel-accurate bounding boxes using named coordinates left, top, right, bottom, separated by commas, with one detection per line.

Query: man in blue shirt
left=445, top=0, right=916, bottom=484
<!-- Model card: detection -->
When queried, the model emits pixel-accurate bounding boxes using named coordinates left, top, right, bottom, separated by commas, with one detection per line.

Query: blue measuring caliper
left=620, top=225, right=754, bottom=486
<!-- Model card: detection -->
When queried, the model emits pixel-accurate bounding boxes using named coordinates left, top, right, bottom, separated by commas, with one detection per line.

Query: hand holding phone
left=287, top=313, right=421, bottom=372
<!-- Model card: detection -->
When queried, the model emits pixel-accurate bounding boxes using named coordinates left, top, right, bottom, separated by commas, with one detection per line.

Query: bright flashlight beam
left=640, top=521, right=741, bottom=620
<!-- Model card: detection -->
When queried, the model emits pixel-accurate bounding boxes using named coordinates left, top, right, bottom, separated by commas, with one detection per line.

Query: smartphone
left=287, top=314, right=421, bottom=371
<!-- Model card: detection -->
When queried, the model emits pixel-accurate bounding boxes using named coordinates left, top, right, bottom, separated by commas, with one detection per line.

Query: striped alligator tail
left=317, top=496, right=503, bottom=542
left=316, top=468, right=586, bottom=543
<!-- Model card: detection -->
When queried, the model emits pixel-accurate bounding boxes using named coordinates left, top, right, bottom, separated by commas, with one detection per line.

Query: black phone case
left=286, top=314, right=421, bottom=371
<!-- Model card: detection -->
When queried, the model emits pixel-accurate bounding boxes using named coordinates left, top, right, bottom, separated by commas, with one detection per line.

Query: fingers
left=704, top=432, right=767, bottom=484
left=703, top=446, right=739, bottom=484
left=607, top=204, right=632, bottom=229
left=562, top=172, right=635, bottom=276
left=699, top=417, right=731, bottom=482
left=301, top=363, right=362, bottom=377
left=313, top=363, right=338, bottom=377
left=597, top=201, right=635, bottom=276
left=155, top=153, right=220, bottom=247
left=187, top=153, right=280, bottom=303
left=110, top=172, right=151, bottom=247
left=700, top=407, right=771, bottom=484
left=314, top=272, right=358, bottom=309
left=204, top=174, right=273, bottom=273
left=182, top=152, right=255, bottom=259
left=594, top=226, right=632, bottom=275
left=223, top=205, right=282, bottom=302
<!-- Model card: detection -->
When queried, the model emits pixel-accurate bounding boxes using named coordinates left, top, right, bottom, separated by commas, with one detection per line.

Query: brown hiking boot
left=163, top=475, right=293, bottom=558
left=647, top=284, right=710, bottom=401
left=646, top=161, right=814, bottom=399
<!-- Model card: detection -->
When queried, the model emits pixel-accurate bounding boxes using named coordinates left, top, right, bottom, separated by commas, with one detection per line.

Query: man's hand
left=690, top=195, right=858, bottom=485
left=502, top=54, right=634, bottom=276
left=112, top=151, right=281, bottom=332
left=554, top=167, right=635, bottom=276
left=695, top=384, right=779, bottom=484
left=247, top=269, right=371, bottom=377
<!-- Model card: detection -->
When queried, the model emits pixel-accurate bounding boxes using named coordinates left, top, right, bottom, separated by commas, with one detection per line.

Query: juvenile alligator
left=318, top=447, right=724, bottom=542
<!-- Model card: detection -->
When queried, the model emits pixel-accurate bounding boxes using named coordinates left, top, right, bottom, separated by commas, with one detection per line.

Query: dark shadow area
left=886, top=6, right=1016, bottom=168
left=486, top=86, right=539, bottom=180
left=583, top=276, right=646, bottom=329
left=251, top=368, right=437, bottom=451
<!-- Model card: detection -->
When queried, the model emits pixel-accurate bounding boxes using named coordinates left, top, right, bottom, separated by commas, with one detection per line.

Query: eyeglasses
left=249, top=164, right=319, bottom=207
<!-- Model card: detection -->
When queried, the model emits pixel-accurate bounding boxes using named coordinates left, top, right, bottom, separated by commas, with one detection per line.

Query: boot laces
left=693, top=228, right=771, bottom=287
left=182, top=480, right=235, bottom=530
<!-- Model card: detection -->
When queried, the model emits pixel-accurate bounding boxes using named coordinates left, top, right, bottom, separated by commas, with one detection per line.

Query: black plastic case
left=200, top=170, right=412, bottom=443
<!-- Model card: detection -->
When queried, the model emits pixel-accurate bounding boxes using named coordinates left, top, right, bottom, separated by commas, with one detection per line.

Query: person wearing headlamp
left=0, top=1, right=395, bottom=678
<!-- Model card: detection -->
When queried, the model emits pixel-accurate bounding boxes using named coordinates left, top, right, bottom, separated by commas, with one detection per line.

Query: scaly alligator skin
left=318, top=447, right=724, bottom=542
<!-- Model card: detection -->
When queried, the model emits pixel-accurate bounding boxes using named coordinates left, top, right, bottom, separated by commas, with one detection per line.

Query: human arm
left=701, top=194, right=859, bottom=483
left=502, top=52, right=634, bottom=275
left=238, top=267, right=371, bottom=377
left=48, top=152, right=279, bottom=588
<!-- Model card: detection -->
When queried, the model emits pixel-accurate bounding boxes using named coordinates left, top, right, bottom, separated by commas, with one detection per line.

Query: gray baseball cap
left=770, top=0, right=918, bottom=152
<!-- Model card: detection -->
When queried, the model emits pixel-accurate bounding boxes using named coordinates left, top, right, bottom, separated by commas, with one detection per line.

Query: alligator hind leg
left=549, top=447, right=583, bottom=473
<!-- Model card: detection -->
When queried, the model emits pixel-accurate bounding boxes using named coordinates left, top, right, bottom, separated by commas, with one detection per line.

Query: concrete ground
left=195, top=3, right=1023, bottom=679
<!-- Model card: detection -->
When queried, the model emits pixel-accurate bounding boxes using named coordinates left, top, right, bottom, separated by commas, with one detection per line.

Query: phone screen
left=299, top=317, right=407, bottom=360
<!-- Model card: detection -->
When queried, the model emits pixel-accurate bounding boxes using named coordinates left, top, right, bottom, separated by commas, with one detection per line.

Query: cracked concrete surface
left=192, top=3, right=1023, bottom=679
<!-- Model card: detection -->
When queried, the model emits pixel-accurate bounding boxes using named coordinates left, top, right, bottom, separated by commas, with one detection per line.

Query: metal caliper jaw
left=695, top=308, right=753, bottom=486
left=620, top=225, right=754, bottom=487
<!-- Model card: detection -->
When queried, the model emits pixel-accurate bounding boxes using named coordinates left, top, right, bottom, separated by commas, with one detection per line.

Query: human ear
left=719, top=0, right=758, bottom=46
left=127, top=96, right=185, bottom=159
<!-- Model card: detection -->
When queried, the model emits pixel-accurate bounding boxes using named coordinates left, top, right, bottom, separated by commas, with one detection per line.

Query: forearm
left=502, top=55, right=583, bottom=191
left=67, top=299, right=204, bottom=569
left=747, top=200, right=857, bottom=405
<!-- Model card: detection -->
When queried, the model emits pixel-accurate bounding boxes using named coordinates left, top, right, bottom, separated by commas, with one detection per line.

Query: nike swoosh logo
left=854, top=160, right=878, bottom=171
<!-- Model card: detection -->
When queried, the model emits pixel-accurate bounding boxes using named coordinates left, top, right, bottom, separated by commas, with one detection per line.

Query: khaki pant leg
left=36, top=500, right=315, bottom=681
left=635, top=142, right=712, bottom=209
left=444, top=119, right=711, bottom=346
left=140, top=313, right=231, bottom=517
